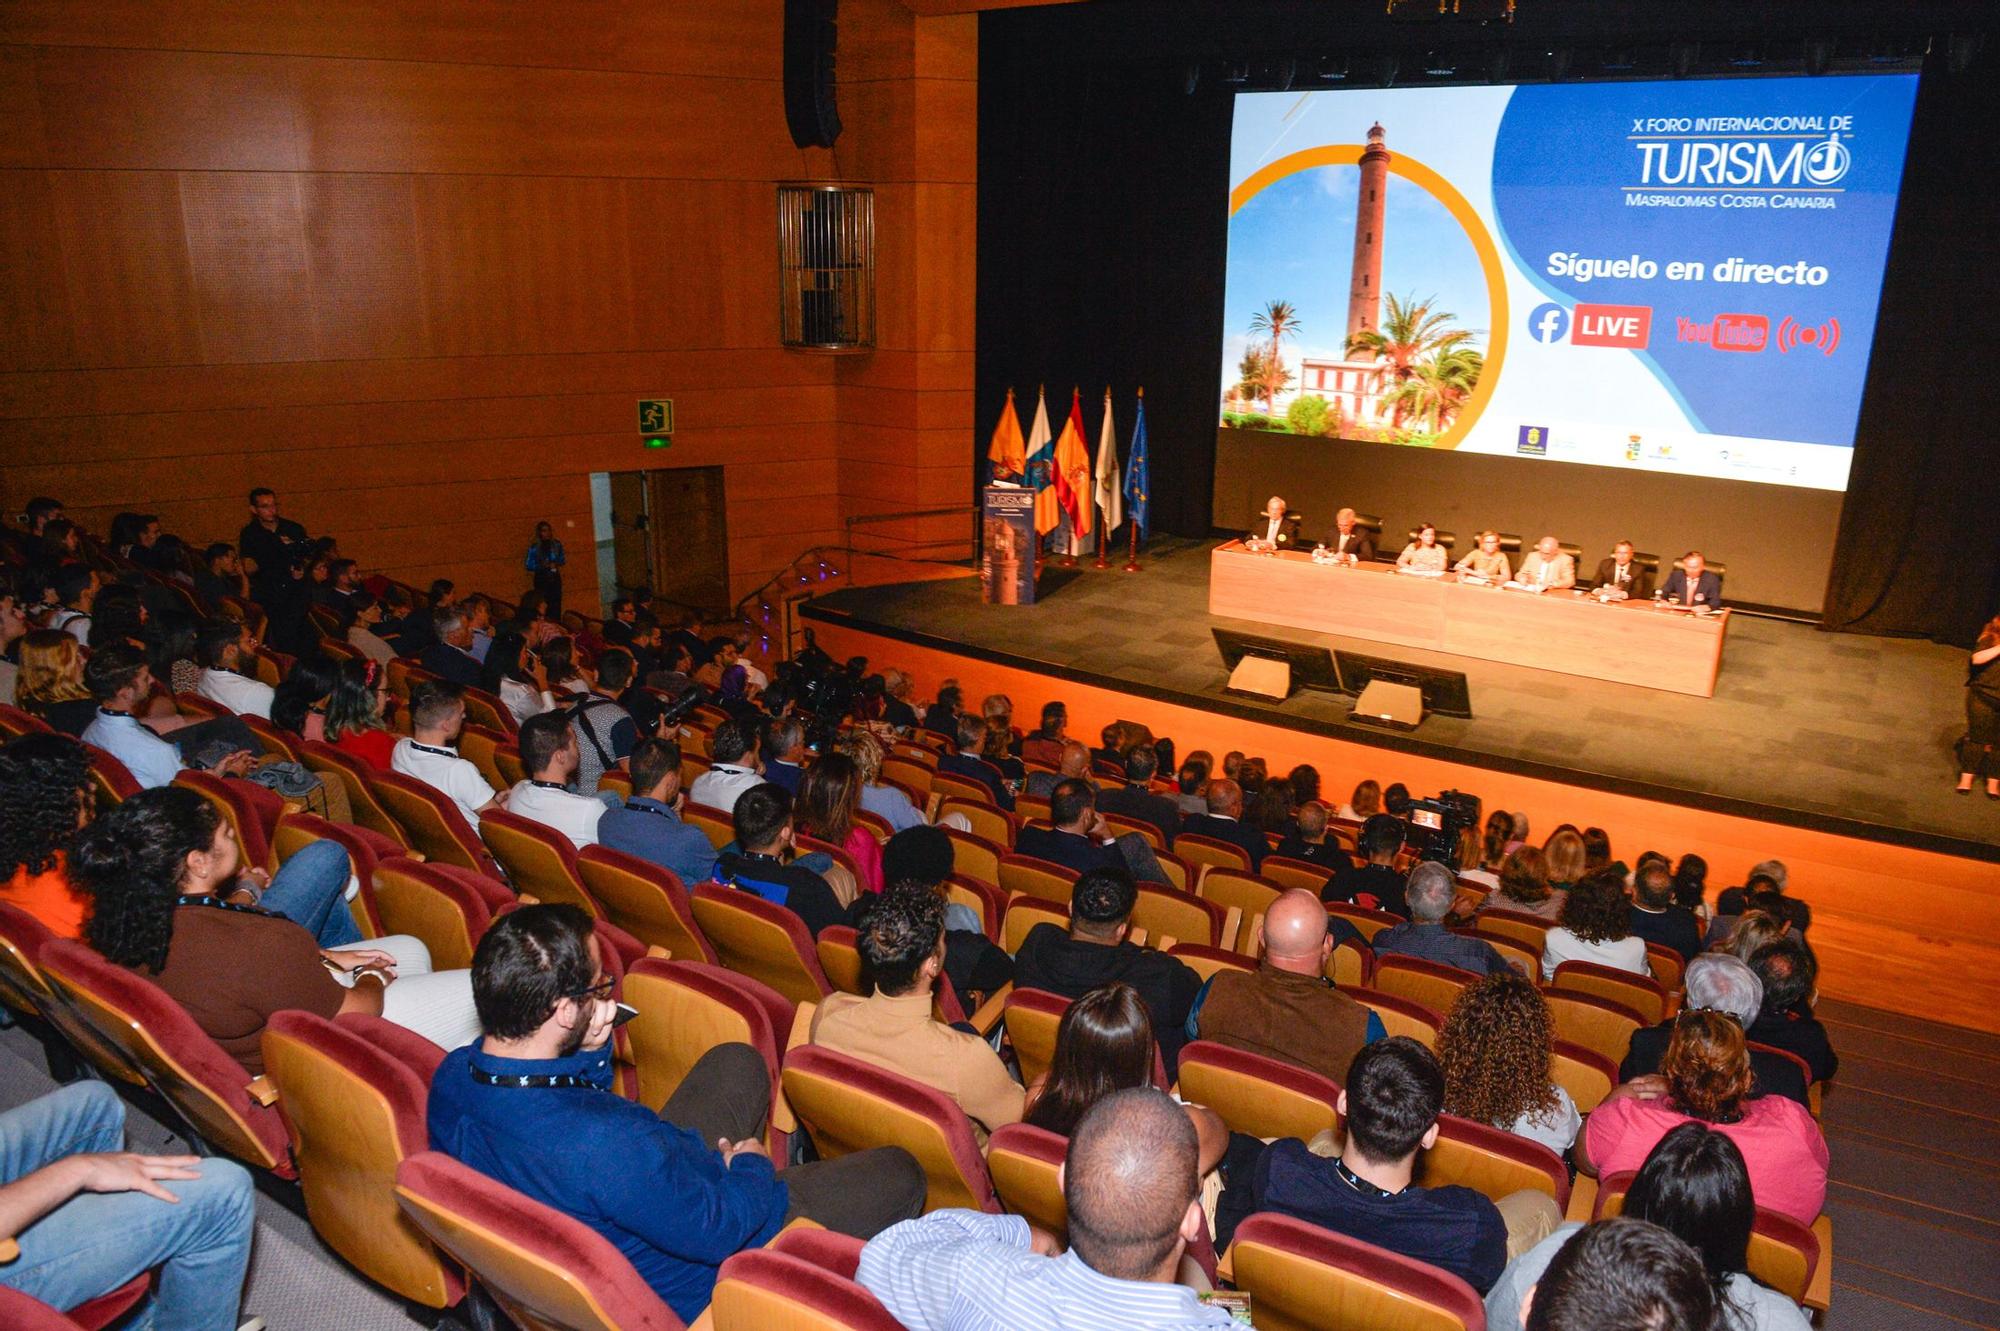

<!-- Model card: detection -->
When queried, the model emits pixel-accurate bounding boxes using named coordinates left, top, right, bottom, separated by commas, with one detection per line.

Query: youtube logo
left=1569, top=303, right=1653, bottom=349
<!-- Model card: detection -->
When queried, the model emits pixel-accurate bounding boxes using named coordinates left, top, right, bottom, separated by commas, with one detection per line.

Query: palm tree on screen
left=1349, top=293, right=1478, bottom=432
left=1248, top=300, right=1301, bottom=411
left=1388, top=346, right=1484, bottom=434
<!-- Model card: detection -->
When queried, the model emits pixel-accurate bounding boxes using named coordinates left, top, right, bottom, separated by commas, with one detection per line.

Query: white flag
left=1094, top=387, right=1123, bottom=542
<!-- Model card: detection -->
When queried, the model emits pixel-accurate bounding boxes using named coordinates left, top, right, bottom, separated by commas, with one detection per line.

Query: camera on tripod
left=1403, top=789, right=1481, bottom=864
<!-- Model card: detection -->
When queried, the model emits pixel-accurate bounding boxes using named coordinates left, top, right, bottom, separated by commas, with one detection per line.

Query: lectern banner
left=981, top=487, right=1038, bottom=606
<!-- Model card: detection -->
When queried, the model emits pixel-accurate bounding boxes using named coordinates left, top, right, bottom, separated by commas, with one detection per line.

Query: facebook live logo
left=1528, top=302, right=1652, bottom=349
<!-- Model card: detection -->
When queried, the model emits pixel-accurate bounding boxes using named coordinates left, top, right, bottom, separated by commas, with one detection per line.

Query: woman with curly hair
left=1024, top=983, right=1227, bottom=1176
left=796, top=752, right=883, bottom=896
left=14, top=630, right=97, bottom=737
left=1541, top=868, right=1650, bottom=980
left=1436, top=971, right=1580, bottom=1155
left=837, top=729, right=924, bottom=834
left=1481, top=845, right=1564, bottom=921
left=0, top=733, right=96, bottom=938
left=1580, top=1010, right=1827, bottom=1226
left=73, top=787, right=478, bottom=1074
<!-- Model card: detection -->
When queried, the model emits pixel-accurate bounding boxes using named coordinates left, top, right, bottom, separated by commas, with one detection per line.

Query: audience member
left=269, top=651, right=340, bottom=745
left=194, top=542, right=246, bottom=610
left=76, top=787, right=478, bottom=1072
left=1517, top=1217, right=1717, bottom=1331
left=1672, top=853, right=1711, bottom=920
left=1541, top=869, right=1651, bottom=980
left=1173, top=757, right=1210, bottom=816
left=1250, top=1038, right=1561, bottom=1294
left=0, top=1081, right=255, bottom=1331
left=1716, top=860, right=1810, bottom=934
left=537, top=635, right=590, bottom=696
left=1024, top=739, right=1095, bottom=800
left=711, top=783, right=847, bottom=937
left=1582, top=1011, right=1828, bottom=1226
left=1016, top=778, right=1127, bottom=876
left=1324, top=813, right=1410, bottom=916
left=81, top=646, right=253, bottom=789
left=1461, top=812, right=1512, bottom=889
left=1382, top=782, right=1413, bottom=817
left=978, top=714, right=1026, bottom=784
left=1245, top=778, right=1296, bottom=837
left=480, top=632, right=554, bottom=726
left=1272, top=800, right=1346, bottom=876
left=1372, top=863, right=1511, bottom=974
left=1014, top=867, right=1202, bottom=1073
left=596, top=737, right=717, bottom=886
left=1483, top=845, right=1563, bottom=920
left=418, top=609, right=483, bottom=688
left=858, top=1088, right=1226, bottom=1330
left=920, top=681, right=962, bottom=738
left=192, top=619, right=276, bottom=720
left=428, top=905, right=923, bottom=1324
left=506, top=712, right=604, bottom=848
left=1619, top=954, right=1808, bottom=1107
left=760, top=716, right=808, bottom=795
left=1437, top=972, right=1580, bottom=1155
left=1542, top=828, right=1587, bottom=892
left=879, top=827, right=1015, bottom=1000
left=1179, top=777, right=1268, bottom=870
left=811, top=883, right=1024, bottom=1141
left=1095, top=744, right=1179, bottom=848
left=47, top=566, right=96, bottom=645
left=342, top=592, right=397, bottom=666
left=939, top=713, right=1014, bottom=809
left=1021, top=700, right=1068, bottom=768
left=566, top=648, right=638, bottom=794
left=795, top=752, right=883, bottom=895
left=1628, top=860, right=1704, bottom=963
left=237, top=487, right=312, bottom=602
left=391, top=681, right=505, bottom=827
left=1190, top=889, right=1383, bottom=1085
left=1336, top=779, right=1381, bottom=822
left=879, top=669, right=918, bottom=730
left=1747, top=937, right=1837, bottom=1084
left=15, top=630, right=98, bottom=737
left=0, top=734, right=96, bottom=939
left=322, top=658, right=399, bottom=770
left=687, top=719, right=764, bottom=813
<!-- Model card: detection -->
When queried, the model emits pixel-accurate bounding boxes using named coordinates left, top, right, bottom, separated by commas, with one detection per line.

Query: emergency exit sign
left=638, top=398, right=674, bottom=446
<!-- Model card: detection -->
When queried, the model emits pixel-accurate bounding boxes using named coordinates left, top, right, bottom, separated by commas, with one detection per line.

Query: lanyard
left=1334, top=1158, right=1408, bottom=1198
left=175, top=893, right=267, bottom=917
left=469, top=1064, right=598, bottom=1091
left=407, top=741, right=458, bottom=758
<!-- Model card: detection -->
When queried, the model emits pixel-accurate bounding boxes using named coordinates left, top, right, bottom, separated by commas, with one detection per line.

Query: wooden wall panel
left=0, top=46, right=49, bottom=167
left=31, top=47, right=304, bottom=171
left=179, top=173, right=320, bottom=365
left=300, top=175, right=428, bottom=362
left=46, top=171, right=202, bottom=367
left=0, top=171, right=72, bottom=367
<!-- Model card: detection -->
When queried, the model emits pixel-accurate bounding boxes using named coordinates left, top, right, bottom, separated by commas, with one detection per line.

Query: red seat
left=371, top=859, right=511, bottom=971
left=171, top=770, right=281, bottom=874
left=0, top=703, right=56, bottom=738
left=369, top=768, right=502, bottom=878
left=271, top=812, right=405, bottom=939
left=622, top=958, right=792, bottom=1155
left=1228, top=1212, right=1487, bottom=1331
left=710, top=1241, right=904, bottom=1331
left=1176, top=1039, right=1342, bottom=1142
left=577, top=845, right=718, bottom=964
left=80, top=743, right=143, bottom=805
left=690, top=883, right=833, bottom=1006
left=478, top=809, right=600, bottom=917
left=0, top=1280, right=154, bottom=1331
left=395, top=1151, right=687, bottom=1331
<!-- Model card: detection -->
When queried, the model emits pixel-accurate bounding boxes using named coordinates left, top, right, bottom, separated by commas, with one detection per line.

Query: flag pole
left=1124, top=386, right=1143, bottom=573
left=1060, top=383, right=1079, bottom=568
left=1094, top=383, right=1112, bottom=569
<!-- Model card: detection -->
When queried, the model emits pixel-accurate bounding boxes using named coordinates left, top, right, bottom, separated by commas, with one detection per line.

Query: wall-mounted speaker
left=785, top=0, right=841, bottom=149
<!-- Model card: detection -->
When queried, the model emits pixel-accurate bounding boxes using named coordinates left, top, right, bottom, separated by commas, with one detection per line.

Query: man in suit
left=1590, top=540, right=1654, bottom=600
left=940, top=713, right=1014, bottom=810
left=1659, top=551, right=1723, bottom=610
left=1024, top=740, right=1097, bottom=800
left=1514, top=535, right=1576, bottom=590
left=1249, top=495, right=1302, bottom=549
left=419, top=609, right=485, bottom=687
left=1179, top=777, right=1268, bottom=870
left=1323, top=507, right=1377, bottom=564
left=1015, top=778, right=1165, bottom=884
left=1095, top=744, right=1180, bottom=848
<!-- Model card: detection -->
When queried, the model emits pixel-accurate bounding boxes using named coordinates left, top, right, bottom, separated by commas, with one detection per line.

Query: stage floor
left=805, top=538, right=1997, bottom=861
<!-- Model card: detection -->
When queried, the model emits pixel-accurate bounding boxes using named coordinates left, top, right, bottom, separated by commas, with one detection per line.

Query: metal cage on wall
left=777, top=184, right=875, bottom=350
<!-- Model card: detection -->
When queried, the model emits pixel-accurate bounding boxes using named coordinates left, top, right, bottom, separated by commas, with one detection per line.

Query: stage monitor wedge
left=1212, top=628, right=1339, bottom=703
left=1334, top=651, right=1473, bottom=719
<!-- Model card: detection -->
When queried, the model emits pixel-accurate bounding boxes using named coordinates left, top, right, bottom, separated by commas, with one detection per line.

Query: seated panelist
left=1250, top=495, right=1302, bottom=548
left=1454, top=530, right=1511, bottom=581
left=1659, top=550, right=1724, bottom=610
left=1395, top=522, right=1448, bottom=573
left=1592, top=540, right=1654, bottom=600
left=1515, top=535, right=1577, bottom=590
left=1322, top=507, right=1376, bottom=564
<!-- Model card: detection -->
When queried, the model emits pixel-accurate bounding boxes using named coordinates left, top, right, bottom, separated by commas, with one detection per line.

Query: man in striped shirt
left=856, top=1088, right=1233, bottom=1330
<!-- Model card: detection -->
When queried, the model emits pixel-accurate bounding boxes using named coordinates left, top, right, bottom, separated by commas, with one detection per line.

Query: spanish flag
left=986, top=387, right=1025, bottom=480
left=1052, top=387, right=1093, bottom=544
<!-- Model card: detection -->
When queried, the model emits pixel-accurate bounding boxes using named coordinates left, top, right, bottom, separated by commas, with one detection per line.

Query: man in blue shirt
left=79, top=645, right=253, bottom=789
left=427, top=905, right=924, bottom=1324
left=1371, top=863, right=1512, bottom=976
left=596, top=737, right=719, bottom=885
left=857, top=1087, right=1233, bottom=1330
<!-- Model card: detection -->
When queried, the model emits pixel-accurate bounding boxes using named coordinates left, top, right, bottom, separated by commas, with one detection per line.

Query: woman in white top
left=345, top=593, right=397, bottom=667
left=1436, top=971, right=1580, bottom=1156
left=1541, top=869, right=1651, bottom=980
left=538, top=635, right=593, bottom=697
left=1396, top=522, right=1449, bottom=573
left=480, top=631, right=556, bottom=726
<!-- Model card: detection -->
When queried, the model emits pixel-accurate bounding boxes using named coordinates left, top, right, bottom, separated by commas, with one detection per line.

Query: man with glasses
left=1615, top=953, right=1808, bottom=1106
left=427, top=905, right=925, bottom=1326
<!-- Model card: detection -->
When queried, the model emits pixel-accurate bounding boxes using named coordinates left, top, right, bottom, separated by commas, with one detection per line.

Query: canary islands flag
left=986, top=388, right=1025, bottom=480
left=1025, top=388, right=1058, bottom=536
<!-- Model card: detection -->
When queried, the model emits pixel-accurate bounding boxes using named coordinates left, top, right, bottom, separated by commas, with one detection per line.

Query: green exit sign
left=638, top=398, right=674, bottom=435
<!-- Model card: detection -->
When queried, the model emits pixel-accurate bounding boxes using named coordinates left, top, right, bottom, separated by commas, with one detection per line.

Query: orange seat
left=1348, top=986, right=1443, bottom=1048
left=372, top=859, right=510, bottom=971
left=238, top=714, right=300, bottom=763
left=1227, top=1212, right=1486, bottom=1331
left=1372, top=954, right=1479, bottom=1018
left=576, top=846, right=717, bottom=964
left=1325, top=900, right=1403, bottom=942
left=455, top=724, right=511, bottom=791
left=171, top=769, right=279, bottom=874
left=1473, top=906, right=1554, bottom=954
left=938, top=797, right=1015, bottom=848
left=478, top=809, right=601, bottom=917
left=1542, top=987, right=1648, bottom=1069
left=260, top=1012, right=463, bottom=1310
left=1595, top=1171, right=1833, bottom=1312
left=944, top=874, right=1005, bottom=942
left=1551, top=959, right=1669, bottom=1025
left=0, top=703, right=54, bottom=738
left=272, top=811, right=403, bottom=938
left=1130, top=882, right=1230, bottom=950
left=943, top=828, right=1007, bottom=889
left=621, top=958, right=791, bottom=1152
left=1001, top=987, right=1070, bottom=1087
left=1426, top=1111, right=1571, bottom=1211
left=1001, top=897, right=1069, bottom=956
left=1174, top=832, right=1252, bottom=875
left=1101, top=812, right=1164, bottom=850
left=298, top=740, right=410, bottom=848
left=709, top=1232, right=901, bottom=1331
left=985, top=1121, right=1071, bottom=1238
left=1167, top=941, right=1256, bottom=984
left=495, top=742, right=529, bottom=788
left=1552, top=1038, right=1619, bottom=1113
left=781, top=1044, right=999, bottom=1214
left=38, top=941, right=292, bottom=1175
left=681, top=801, right=736, bottom=852
left=1198, top=869, right=1282, bottom=953
left=1149, top=849, right=1193, bottom=893
left=0, top=902, right=59, bottom=1022
left=1013, top=793, right=1052, bottom=825
left=1451, top=926, right=1540, bottom=978
left=395, top=1152, right=685, bottom=1331
left=816, top=925, right=866, bottom=996
left=1325, top=936, right=1376, bottom=988
left=460, top=686, right=515, bottom=736
left=998, top=853, right=1074, bottom=906
left=370, top=769, right=501, bottom=877
left=932, top=772, right=1005, bottom=814
left=0, top=1279, right=155, bottom=1330
left=1646, top=943, right=1686, bottom=998
left=1176, top=1039, right=1341, bottom=1142
left=880, top=757, right=934, bottom=799
left=690, top=882, right=833, bottom=1006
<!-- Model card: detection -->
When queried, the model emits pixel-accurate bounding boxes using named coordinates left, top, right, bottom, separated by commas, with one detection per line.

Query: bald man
left=1023, top=739, right=1096, bottom=800
left=1323, top=507, right=1375, bottom=564
left=1178, top=777, right=1269, bottom=870
left=1187, top=889, right=1384, bottom=1086
left=857, top=1088, right=1231, bottom=1329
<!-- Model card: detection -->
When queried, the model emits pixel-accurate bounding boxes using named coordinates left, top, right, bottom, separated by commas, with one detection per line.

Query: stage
left=804, top=537, right=1996, bottom=863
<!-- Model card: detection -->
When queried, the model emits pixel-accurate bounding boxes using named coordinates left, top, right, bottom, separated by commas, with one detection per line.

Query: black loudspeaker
left=784, top=0, right=841, bottom=149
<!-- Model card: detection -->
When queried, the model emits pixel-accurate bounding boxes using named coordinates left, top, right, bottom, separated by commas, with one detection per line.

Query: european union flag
left=1122, top=394, right=1150, bottom=538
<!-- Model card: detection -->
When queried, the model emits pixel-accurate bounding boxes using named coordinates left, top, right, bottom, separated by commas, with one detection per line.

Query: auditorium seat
left=38, top=940, right=293, bottom=1176
left=495, top=742, right=528, bottom=787
left=1014, top=793, right=1052, bottom=825
left=1131, top=883, right=1231, bottom=950
left=0, top=1280, right=155, bottom=1331
left=1174, top=832, right=1252, bottom=876
left=1552, top=1039, right=1619, bottom=1113
left=932, top=772, right=1004, bottom=812
left=798, top=833, right=866, bottom=888
left=369, top=769, right=500, bottom=877
left=1002, top=987, right=1072, bottom=1087
left=239, top=715, right=301, bottom=764
left=459, top=686, right=515, bottom=736
left=944, top=873, right=1005, bottom=942
left=998, top=853, right=1074, bottom=906
left=1151, top=849, right=1194, bottom=893
left=172, top=769, right=279, bottom=874
left=880, top=755, right=934, bottom=799
left=781, top=1045, right=1000, bottom=1214
left=1325, top=900, right=1402, bottom=942
left=1645, top=943, right=1686, bottom=999
left=852, top=807, right=894, bottom=844
left=815, top=925, right=866, bottom=997
left=1426, top=1111, right=1571, bottom=1212
left=1198, top=870, right=1283, bottom=952
left=1542, top=988, right=1648, bottom=1069
left=1349, top=987, right=1443, bottom=1047
left=1261, top=854, right=1340, bottom=894
left=1451, top=925, right=1540, bottom=977
left=1325, top=936, right=1376, bottom=988
left=1002, top=897, right=1069, bottom=955
left=1595, top=1171, right=1831, bottom=1312
left=1407, top=527, right=1457, bottom=554
left=478, top=810, right=602, bottom=917
left=943, top=827, right=1006, bottom=890
left=1558, top=541, right=1583, bottom=567
left=938, top=796, right=1015, bottom=848
left=272, top=811, right=403, bottom=938
left=1497, top=532, right=1524, bottom=553
left=260, top=1012, right=463, bottom=1312
left=1227, top=1212, right=1486, bottom=1331
left=1551, top=959, right=1669, bottom=1025
left=454, top=723, right=510, bottom=790
left=0, top=703, right=54, bottom=738
left=0, top=903, right=59, bottom=1023
left=708, top=1242, right=903, bottom=1331
left=690, top=882, right=834, bottom=1007
left=394, top=1151, right=686, bottom=1331
left=622, top=958, right=791, bottom=1151
left=1470, top=907, right=1553, bottom=954
left=1372, top=954, right=1478, bottom=1017
left=576, top=846, right=719, bottom=964
left=985, top=1121, right=1071, bottom=1236
left=1176, top=1040, right=1342, bottom=1141
left=1101, top=811, right=1165, bottom=849
left=298, top=740, right=411, bottom=848
left=371, top=859, right=508, bottom=971
left=1168, top=941, right=1256, bottom=983
left=679, top=801, right=736, bottom=851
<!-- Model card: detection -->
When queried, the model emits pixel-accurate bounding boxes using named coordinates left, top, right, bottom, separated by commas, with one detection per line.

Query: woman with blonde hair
left=14, top=630, right=97, bottom=736
left=1581, top=1009, right=1827, bottom=1226
left=1338, top=778, right=1382, bottom=822
left=1542, top=827, right=1587, bottom=891
left=1436, top=971, right=1580, bottom=1154
left=836, top=728, right=925, bottom=834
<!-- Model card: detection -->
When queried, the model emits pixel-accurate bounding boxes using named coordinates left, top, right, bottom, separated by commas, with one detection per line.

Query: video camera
left=1403, top=789, right=1482, bottom=864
